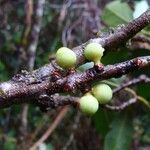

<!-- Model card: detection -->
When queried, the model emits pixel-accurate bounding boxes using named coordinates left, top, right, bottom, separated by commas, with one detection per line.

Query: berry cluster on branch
left=0, top=9, right=149, bottom=113
left=54, top=42, right=113, bottom=115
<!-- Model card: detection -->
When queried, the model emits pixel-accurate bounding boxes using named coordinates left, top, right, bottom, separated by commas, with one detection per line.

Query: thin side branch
left=129, top=35, right=150, bottom=50
left=113, top=75, right=150, bottom=93
left=105, top=98, right=137, bottom=111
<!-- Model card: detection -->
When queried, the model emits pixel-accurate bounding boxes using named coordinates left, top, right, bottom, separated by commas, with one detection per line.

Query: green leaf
left=94, top=109, right=114, bottom=137
left=102, top=0, right=133, bottom=26
left=4, top=139, right=16, bottom=150
left=104, top=113, right=133, bottom=150
left=0, top=61, right=9, bottom=81
left=137, top=84, right=150, bottom=100
left=46, top=143, right=54, bottom=150
left=102, top=48, right=128, bottom=65
left=78, top=62, right=94, bottom=72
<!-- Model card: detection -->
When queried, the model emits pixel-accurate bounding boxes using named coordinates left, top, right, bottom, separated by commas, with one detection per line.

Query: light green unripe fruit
left=84, top=43, right=104, bottom=64
left=92, top=84, right=113, bottom=104
left=56, top=47, right=77, bottom=69
left=79, top=94, right=99, bottom=115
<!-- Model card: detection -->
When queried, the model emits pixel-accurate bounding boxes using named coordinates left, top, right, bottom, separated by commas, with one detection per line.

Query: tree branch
left=18, top=9, right=150, bottom=81
left=0, top=9, right=150, bottom=109
left=0, top=56, right=150, bottom=109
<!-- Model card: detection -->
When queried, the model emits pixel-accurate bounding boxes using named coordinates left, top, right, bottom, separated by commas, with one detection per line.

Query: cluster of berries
left=55, top=43, right=112, bottom=115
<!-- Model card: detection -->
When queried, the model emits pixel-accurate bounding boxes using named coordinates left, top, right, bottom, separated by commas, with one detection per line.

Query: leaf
left=78, top=62, right=94, bottom=72
left=104, top=113, right=133, bottom=150
left=102, top=0, right=133, bottom=26
left=137, top=84, right=150, bottom=100
left=46, top=143, right=54, bottom=150
left=4, top=140, right=16, bottom=150
left=102, top=48, right=128, bottom=65
left=93, top=109, right=114, bottom=137
left=0, top=61, right=9, bottom=81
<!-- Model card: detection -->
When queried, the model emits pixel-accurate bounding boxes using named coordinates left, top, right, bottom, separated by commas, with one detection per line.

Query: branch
left=129, top=35, right=150, bottom=50
left=0, top=9, right=150, bottom=109
left=63, top=56, right=150, bottom=91
left=0, top=56, right=150, bottom=109
left=113, top=75, right=150, bottom=93
left=105, top=98, right=137, bottom=111
left=16, top=9, right=150, bottom=81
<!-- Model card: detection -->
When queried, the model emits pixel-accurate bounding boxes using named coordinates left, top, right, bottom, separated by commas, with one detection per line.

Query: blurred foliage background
left=0, top=0, right=150, bottom=150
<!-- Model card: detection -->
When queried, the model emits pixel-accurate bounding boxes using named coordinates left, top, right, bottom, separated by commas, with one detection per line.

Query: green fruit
left=56, top=47, right=77, bottom=69
left=92, top=84, right=112, bottom=104
left=79, top=94, right=99, bottom=115
left=84, top=43, right=104, bottom=64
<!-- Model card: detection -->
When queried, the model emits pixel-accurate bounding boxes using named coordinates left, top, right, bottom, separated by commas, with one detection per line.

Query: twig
left=29, top=106, right=69, bottom=150
left=131, top=35, right=150, bottom=45
left=129, top=35, right=150, bottom=50
left=113, top=75, right=150, bottom=93
left=106, top=86, right=150, bottom=111
left=37, top=94, right=79, bottom=110
left=105, top=98, right=137, bottom=111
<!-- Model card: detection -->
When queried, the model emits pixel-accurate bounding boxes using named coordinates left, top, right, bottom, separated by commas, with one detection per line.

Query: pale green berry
left=56, top=47, right=77, bottom=69
left=79, top=94, right=99, bottom=115
left=84, top=43, right=104, bottom=64
left=92, top=84, right=112, bottom=104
